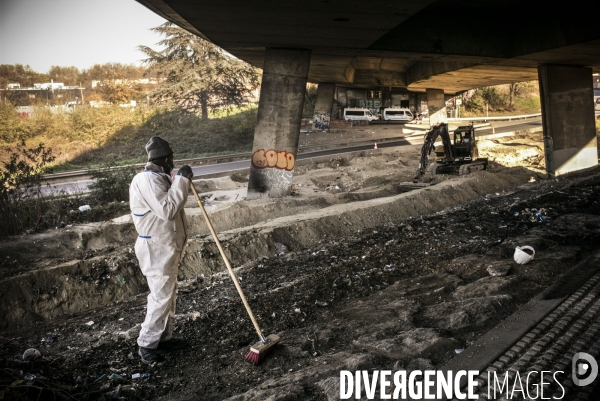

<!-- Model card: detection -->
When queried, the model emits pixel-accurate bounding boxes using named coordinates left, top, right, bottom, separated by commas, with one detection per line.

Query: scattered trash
left=23, top=374, right=36, bottom=380
left=514, top=246, right=535, bottom=265
left=91, top=374, right=106, bottom=384
left=132, top=373, right=150, bottom=380
left=512, top=207, right=554, bottom=223
left=85, top=321, right=95, bottom=326
left=22, top=348, right=41, bottom=361
left=115, top=275, right=126, bottom=285
left=455, top=349, right=464, bottom=354
left=315, top=300, right=328, bottom=307
left=294, top=308, right=301, bottom=313
left=109, top=373, right=123, bottom=380
left=78, top=205, right=92, bottom=212
left=384, top=265, right=395, bottom=272
left=41, top=336, right=58, bottom=343
left=271, top=312, right=276, bottom=318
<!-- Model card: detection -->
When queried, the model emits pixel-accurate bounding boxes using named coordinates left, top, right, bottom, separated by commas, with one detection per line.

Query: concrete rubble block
left=453, top=276, right=516, bottom=299
left=343, top=354, right=375, bottom=371
left=383, top=273, right=464, bottom=298
left=352, top=328, right=456, bottom=362
left=315, top=376, right=340, bottom=401
left=443, top=254, right=504, bottom=281
left=420, top=295, right=512, bottom=332
left=486, top=262, right=511, bottom=277
left=336, top=298, right=420, bottom=337
left=406, top=357, right=435, bottom=373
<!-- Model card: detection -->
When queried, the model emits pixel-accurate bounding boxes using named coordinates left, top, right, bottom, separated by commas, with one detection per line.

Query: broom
left=189, top=182, right=280, bottom=364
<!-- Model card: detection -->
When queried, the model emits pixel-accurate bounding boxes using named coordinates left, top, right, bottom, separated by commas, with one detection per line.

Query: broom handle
left=189, top=182, right=266, bottom=342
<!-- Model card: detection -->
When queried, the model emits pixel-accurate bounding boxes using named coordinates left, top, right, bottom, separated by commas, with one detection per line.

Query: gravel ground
left=2, top=163, right=600, bottom=400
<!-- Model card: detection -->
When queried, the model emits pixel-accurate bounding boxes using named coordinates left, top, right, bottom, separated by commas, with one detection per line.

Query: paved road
left=44, top=118, right=543, bottom=195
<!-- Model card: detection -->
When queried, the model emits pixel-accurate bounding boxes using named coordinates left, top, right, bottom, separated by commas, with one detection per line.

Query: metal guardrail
left=447, top=112, right=541, bottom=122
left=42, top=152, right=254, bottom=180
left=43, top=133, right=416, bottom=182
left=42, top=114, right=540, bottom=182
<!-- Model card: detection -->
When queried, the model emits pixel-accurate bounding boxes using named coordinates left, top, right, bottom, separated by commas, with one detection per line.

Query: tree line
left=1, top=22, right=262, bottom=119
left=0, top=63, right=147, bottom=89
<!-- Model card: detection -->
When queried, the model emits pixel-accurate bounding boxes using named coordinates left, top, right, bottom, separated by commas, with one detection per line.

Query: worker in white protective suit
left=129, top=136, right=194, bottom=364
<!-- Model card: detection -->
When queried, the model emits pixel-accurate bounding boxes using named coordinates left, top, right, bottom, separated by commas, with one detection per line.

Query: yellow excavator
left=413, top=123, right=488, bottom=183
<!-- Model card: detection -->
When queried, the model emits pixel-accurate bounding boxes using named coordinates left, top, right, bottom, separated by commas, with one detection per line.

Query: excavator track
left=458, top=159, right=488, bottom=176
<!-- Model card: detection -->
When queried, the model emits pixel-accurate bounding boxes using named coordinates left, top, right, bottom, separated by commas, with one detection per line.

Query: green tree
left=99, top=83, right=136, bottom=103
left=47, top=66, right=81, bottom=86
left=0, top=141, right=55, bottom=236
left=138, top=22, right=261, bottom=119
left=0, top=64, right=48, bottom=89
left=85, top=63, right=145, bottom=83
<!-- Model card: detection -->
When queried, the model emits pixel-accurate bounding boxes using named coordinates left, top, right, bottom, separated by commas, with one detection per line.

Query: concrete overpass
left=136, top=0, right=600, bottom=197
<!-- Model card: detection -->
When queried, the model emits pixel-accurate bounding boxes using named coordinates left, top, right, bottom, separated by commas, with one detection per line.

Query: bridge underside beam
left=538, top=64, right=598, bottom=177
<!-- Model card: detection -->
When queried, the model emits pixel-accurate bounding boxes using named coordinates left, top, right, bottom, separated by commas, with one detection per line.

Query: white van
left=343, top=108, right=379, bottom=121
left=382, top=107, right=414, bottom=122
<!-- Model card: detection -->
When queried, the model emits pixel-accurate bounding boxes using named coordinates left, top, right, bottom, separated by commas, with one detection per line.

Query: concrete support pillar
left=426, top=88, right=447, bottom=127
left=247, top=48, right=311, bottom=199
left=538, top=64, right=598, bottom=177
left=313, top=83, right=335, bottom=130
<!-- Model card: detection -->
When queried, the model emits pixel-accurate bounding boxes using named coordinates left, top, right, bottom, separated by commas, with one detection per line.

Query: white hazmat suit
left=130, top=161, right=189, bottom=349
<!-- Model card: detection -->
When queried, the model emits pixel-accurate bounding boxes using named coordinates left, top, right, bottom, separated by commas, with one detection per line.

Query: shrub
left=88, top=164, right=139, bottom=204
left=0, top=141, right=55, bottom=236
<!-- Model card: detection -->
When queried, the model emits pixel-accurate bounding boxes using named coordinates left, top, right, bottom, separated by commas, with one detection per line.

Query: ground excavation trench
left=0, top=165, right=534, bottom=331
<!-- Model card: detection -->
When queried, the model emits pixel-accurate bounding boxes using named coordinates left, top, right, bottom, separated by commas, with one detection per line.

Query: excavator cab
left=452, top=126, right=477, bottom=160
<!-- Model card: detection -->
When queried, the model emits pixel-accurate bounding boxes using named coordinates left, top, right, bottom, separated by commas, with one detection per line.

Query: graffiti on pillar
left=253, top=168, right=295, bottom=190
left=251, top=149, right=296, bottom=171
left=313, top=112, right=330, bottom=130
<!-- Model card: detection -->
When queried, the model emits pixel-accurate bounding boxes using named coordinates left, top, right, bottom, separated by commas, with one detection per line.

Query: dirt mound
left=478, top=133, right=545, bottom=173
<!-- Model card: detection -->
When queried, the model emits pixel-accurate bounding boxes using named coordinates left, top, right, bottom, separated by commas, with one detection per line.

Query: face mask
left=514, top=246, right=535, bottom=265
left=163, top=156, right=174, bottom=175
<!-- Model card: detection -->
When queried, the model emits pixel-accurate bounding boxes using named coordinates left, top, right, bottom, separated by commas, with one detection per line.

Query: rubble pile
left=2, top=167, right=600, bottom=400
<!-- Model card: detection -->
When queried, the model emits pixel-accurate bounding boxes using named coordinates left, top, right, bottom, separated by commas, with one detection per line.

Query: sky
left=0, top=0, right=168, bottom=73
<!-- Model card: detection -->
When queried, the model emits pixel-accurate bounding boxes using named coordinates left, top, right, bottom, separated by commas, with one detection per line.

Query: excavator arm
left=413, top=123, right=454, bottom=182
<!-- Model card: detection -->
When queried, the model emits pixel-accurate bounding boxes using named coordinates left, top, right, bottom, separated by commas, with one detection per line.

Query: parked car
left=382, top=107, right=414, bottom=122
left=343, top=108, right=379, bottom=121
left=63, top=101, right=82, bottom=109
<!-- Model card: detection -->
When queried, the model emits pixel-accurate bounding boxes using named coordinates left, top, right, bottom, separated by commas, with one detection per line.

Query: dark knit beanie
left=146, top=136, right=173, bottom=161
